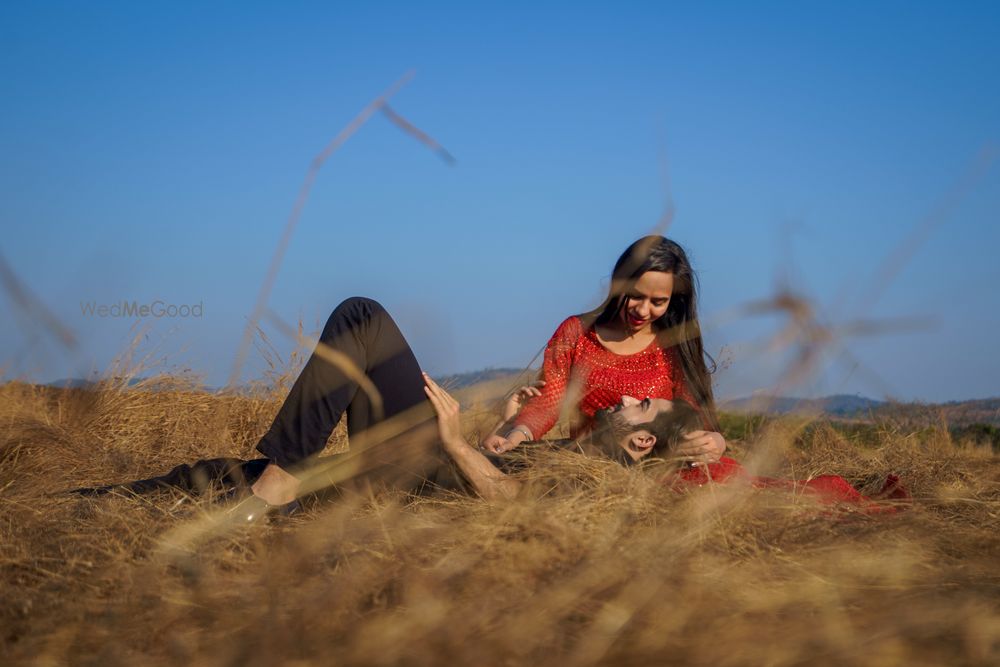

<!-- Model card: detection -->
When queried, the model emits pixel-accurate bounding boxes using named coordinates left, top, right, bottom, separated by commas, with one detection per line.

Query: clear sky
left=2, top=1, right=999, bottom=402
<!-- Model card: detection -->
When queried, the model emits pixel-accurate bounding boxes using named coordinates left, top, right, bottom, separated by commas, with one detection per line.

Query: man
left=423, top=374, right=706, bottom=500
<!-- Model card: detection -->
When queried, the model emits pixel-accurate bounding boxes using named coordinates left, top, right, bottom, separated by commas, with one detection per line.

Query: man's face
left=599, top=395, right=675, bottom=461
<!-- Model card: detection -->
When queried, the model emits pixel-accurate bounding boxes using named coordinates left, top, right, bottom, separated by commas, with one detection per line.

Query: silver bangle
left=505, top=425, right=533, bottom=441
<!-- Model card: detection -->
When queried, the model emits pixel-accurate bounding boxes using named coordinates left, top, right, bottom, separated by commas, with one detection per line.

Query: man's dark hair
left=641, top=400, right=703, bottom=453
left=592, top=399, right=703, bottom=464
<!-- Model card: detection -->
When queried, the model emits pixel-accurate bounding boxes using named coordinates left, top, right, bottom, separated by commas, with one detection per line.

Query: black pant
left=77, top=298, right=457, bottom=498
left=256, top=298, right=429, bottom=462
left=255, top=297, right=452, bottom=493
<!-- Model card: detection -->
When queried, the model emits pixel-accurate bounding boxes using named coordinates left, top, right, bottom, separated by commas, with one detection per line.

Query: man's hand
left=676, top=430, right=727, bottom=465
left=423, top=372, right=464, bottom=449
left=424, top=372, right=521, bottom=501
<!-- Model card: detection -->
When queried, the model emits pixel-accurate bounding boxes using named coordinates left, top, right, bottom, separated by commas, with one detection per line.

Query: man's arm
left=441, top=436, right=521, bottom=501
left=423, top=373, right=521, bottom=501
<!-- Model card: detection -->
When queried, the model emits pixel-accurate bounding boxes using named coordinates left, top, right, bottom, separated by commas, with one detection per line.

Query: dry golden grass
left=4, top=70, right=996, bottom=665
left=2, top=364, right=999, bottom=667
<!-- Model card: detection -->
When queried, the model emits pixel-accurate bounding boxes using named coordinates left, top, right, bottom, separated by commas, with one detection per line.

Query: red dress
left=515, top=316, right=702, bottom=439
left=669, top=457, right=910, bottom=513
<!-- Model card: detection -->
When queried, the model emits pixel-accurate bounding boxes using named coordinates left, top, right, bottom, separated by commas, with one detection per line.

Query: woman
left=483, top=236, right=726, bottom=464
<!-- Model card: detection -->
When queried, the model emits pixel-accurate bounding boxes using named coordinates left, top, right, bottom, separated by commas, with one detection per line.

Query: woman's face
left=622, top=271, right=673, bottom=334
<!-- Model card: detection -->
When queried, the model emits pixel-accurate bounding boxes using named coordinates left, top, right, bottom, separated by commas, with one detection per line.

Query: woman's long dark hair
left=581, top=236, right=719, bottom=430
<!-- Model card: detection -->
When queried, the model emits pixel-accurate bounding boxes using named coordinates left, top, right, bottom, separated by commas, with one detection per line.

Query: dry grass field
left=2, top=365, right=999, bottom=666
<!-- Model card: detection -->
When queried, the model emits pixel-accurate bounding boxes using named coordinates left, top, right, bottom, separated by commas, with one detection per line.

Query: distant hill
left=871, top=398, right=1000, bottom=428
left=435, top=374, right=1000, bottom=427
left=38, top=374, right=1000, bottom=427
left=434, top=367, right=531, bottom=390
left=720, top=394, right=886, bottom=418
left=47, top=376, right=134, bottom=389
left=721, top=393, right=1000, bottom=427
left=43, top=369, right=535, bottom=395
left=47, top=375, right=207, bottom=390
left=47, top=377, right=92, bottom=389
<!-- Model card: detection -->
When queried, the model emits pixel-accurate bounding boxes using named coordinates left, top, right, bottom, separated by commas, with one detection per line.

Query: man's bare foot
left=251, top=463, right=301, bottom=505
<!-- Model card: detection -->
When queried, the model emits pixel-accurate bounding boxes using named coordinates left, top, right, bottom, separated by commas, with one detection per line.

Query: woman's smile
left=627, top=313, right=648, bottom=328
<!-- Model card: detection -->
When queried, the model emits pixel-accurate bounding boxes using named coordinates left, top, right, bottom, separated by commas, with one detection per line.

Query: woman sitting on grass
left=481, top=235, right=725, bottom=460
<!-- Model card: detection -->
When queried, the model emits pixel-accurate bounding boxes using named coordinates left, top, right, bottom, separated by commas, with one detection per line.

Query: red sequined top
left=514, top=316, right=702, bottom=439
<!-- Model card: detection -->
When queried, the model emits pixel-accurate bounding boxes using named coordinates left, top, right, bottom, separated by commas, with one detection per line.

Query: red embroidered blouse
left=514, top=316, right=701, bottom=439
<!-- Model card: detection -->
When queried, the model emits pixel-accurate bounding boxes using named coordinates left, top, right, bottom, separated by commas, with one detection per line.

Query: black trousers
left=257, top=297, right=433, bottom=466
left=254, top=296, right=451, bottom=493
left=78, top=298, right=458, bottom=498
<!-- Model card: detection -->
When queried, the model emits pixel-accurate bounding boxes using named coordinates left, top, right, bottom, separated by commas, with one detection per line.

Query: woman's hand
left=479, top=382, right=544, bottom=454
left=482, top=432, right=515, bottom=454
left=676, top=430, right=727, bottom=465
left=502, top=381, right=545, bottom=421
left=423, top=372, right=464, bottom=449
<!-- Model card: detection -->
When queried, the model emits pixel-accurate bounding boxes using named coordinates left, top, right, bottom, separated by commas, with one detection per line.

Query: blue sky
left=2, top=1, right=998, bottom=401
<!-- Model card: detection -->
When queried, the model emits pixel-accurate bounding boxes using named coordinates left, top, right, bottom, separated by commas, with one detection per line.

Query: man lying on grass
left=425, top=375, right=909, bottom=510
left=423, top=371, right=702, bottom=501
